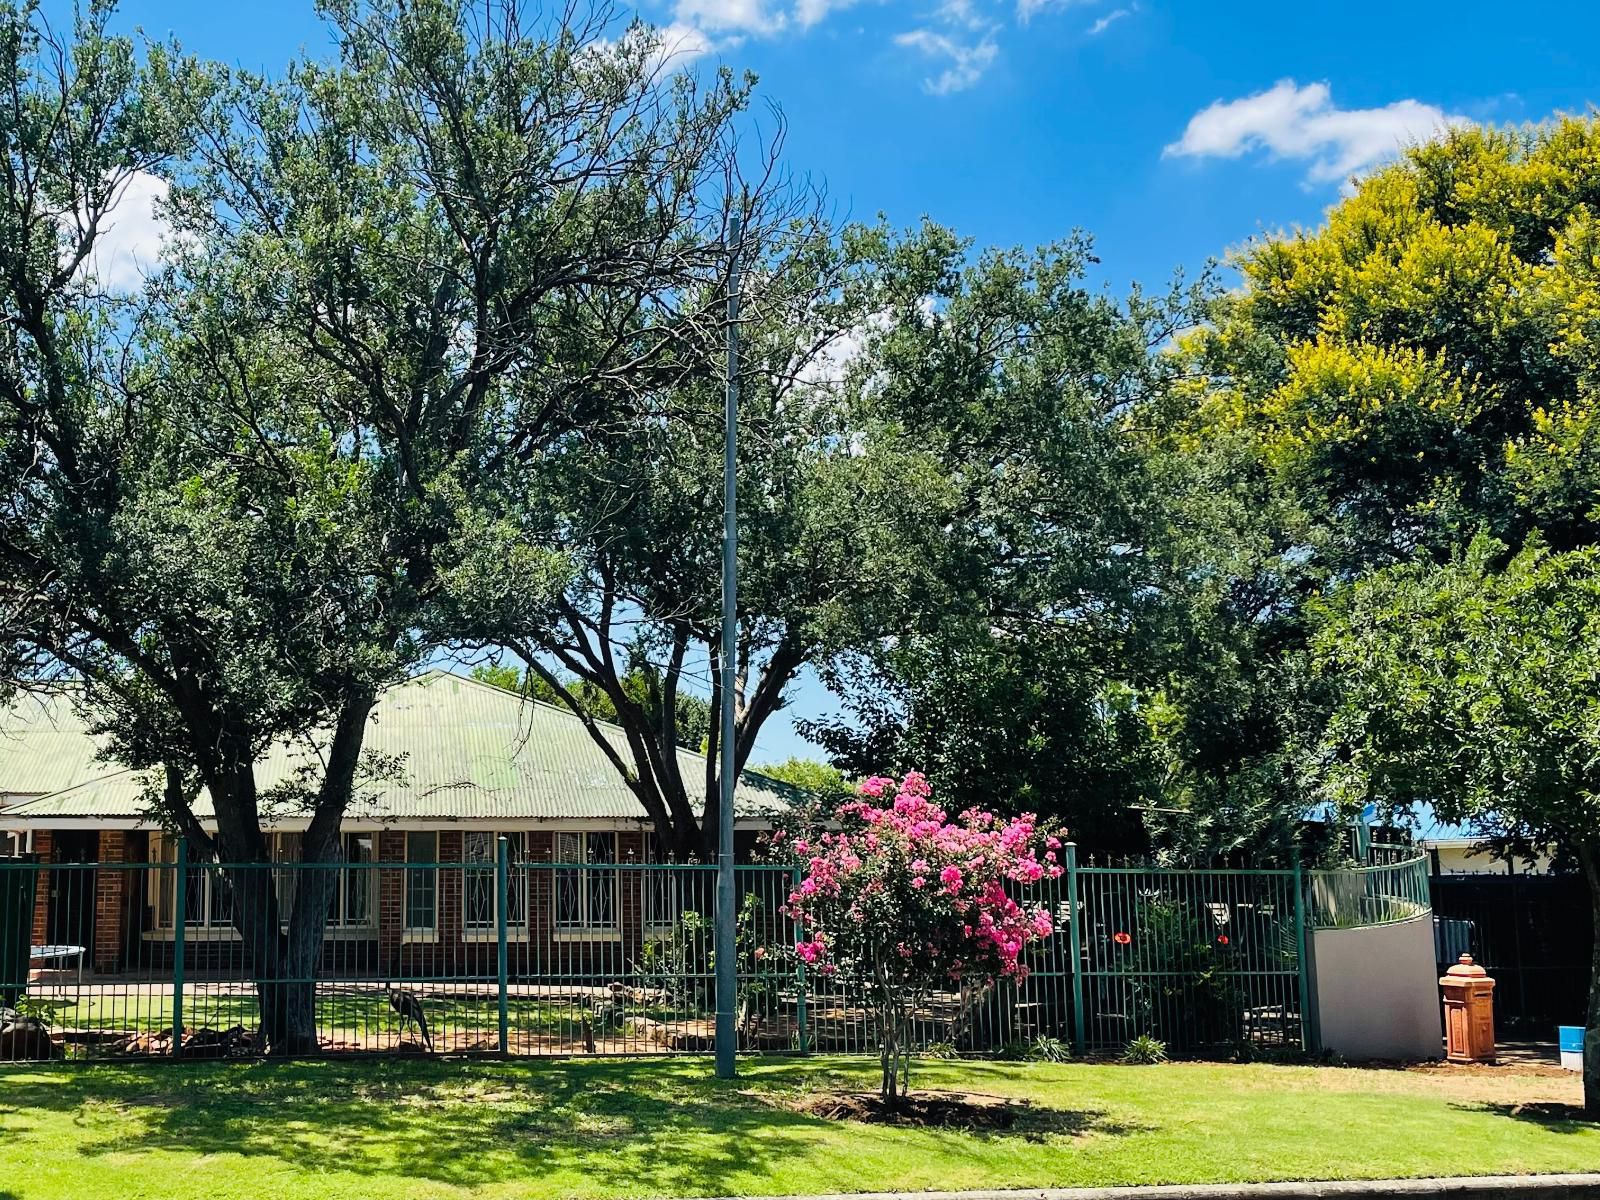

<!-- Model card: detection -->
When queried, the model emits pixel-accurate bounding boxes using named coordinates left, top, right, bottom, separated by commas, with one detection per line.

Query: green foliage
left=1129, top=116, right=1600, bottom=864
left=13, top=996, right=63, bottom=1028
left=800, top=245, right=1201, bottom=856
left=1122, top=1035, right=1169, bottom=1065
left=1312, top=536, right=1600, bottom=859
left=751, top=758, right=852, bottom=798
left=1025, top=1036, right=1073, bottom=1063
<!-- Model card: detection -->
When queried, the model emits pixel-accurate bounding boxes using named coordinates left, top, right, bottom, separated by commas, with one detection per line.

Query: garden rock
left=0, top=1012, right=60, bottom=1060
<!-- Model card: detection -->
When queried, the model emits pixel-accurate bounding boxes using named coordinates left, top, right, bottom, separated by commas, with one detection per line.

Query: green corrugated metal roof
left=0, top=688, right=109, bottom=798
left=2, top=670, right=799, bottom=827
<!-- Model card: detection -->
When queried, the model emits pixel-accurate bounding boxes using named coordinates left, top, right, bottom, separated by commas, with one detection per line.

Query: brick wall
left=92, top=831, right=127, bottom=973
left=29, top=829, right=50, bottom=946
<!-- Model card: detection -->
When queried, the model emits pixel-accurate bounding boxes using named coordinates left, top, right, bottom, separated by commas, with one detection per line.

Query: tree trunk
left=1579, top=842, right=1600, bottom=1115
left=211, top=693, right=373, bottom=1056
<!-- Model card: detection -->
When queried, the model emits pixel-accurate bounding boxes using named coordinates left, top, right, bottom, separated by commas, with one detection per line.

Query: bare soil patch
left=793, top=1089, right=1022, bottom=1129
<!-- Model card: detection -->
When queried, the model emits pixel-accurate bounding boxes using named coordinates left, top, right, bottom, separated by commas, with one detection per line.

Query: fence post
left=1292, top=858, right=1316, bottom=1054
left=1065, top=842, right=1086, bottom=1055
left=791, top=864, right=809, bottom=1056
left=172, top=838, right=187, bottom=1059
left=496, top=835, right=510, bottom=1056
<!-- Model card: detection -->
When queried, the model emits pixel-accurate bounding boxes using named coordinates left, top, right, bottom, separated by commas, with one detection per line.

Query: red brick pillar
left=30, top=830, right=52, bottom=948
left=526, top=831, right=553, bottom=971
left=438, top=830, right=463, bottom=972
left=93, top=831, right=127, bottom=973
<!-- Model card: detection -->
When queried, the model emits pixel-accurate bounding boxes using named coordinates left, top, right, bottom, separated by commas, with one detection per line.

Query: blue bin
left=1559, top=1025, right=1584, bottom=1071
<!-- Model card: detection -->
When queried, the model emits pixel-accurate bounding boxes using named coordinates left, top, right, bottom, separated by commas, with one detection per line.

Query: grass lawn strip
left=0, top=1057, right=1594, bottom=1200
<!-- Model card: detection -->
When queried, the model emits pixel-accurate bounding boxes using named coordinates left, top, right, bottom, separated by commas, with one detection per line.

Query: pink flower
left=911, top=876, right=926, bottom=889
left=754, top=945, right=767, bottom=960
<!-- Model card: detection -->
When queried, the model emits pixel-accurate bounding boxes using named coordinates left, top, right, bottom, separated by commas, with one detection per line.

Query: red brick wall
left=29, top=830, right=50, bottom=946
left=93, top=831, right=127, bottom=972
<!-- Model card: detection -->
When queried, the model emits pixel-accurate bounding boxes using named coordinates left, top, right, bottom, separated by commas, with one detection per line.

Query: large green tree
left=799, top=248, right=1201, bottom=855
left=1313, top=538, right=1600, bottom=1111
left=0, top=0, right=775, bottom=1049
left=1143, top=117, right=1600, bottom=857
left=504, top=225, right=1193, bottom=858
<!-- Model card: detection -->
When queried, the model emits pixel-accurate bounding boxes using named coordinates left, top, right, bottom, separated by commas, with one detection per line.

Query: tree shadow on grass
left=0, top=1058, right=1142, bottom=1195
left=1456, top=1101, right=1598, bottom=1133
left=1, top=1057, right=1151, bottom=1194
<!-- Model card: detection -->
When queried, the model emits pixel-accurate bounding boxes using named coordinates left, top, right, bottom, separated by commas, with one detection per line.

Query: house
left=0, top=670, right=796, bottom=977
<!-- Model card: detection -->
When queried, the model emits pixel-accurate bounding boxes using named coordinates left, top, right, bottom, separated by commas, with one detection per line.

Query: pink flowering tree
left=779, top=771, right=1064, bottom=1103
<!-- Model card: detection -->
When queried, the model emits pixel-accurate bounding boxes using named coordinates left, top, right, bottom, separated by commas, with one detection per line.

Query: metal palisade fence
left=0, top=842, right=1430, bottom=1063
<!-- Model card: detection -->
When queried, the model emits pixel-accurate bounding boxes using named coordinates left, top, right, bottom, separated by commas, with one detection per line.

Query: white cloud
left=1165, top=79, right=1466, bottom=185
left=895, top=28, right=998, bottom=95
left=1086, top=6, right=1129, bottom=34
left=65, top=170, right=174, bottom=293
left=674, top=0, right=784, bottom=35
left=1016, top=0, right=1094, bottom=26
left=935, top=0, right=988, bottom=30
left=794, top=0, right=864, bottom=29
left=645, top=21, right=716, bottom=68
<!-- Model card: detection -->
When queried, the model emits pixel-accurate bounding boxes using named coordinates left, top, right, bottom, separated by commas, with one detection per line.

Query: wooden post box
left=1440, top=953, right=1496, bottom=1063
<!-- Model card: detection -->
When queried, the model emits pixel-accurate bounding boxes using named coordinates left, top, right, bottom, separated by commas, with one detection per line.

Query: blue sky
left=85, top=0, right=1600, bottom=761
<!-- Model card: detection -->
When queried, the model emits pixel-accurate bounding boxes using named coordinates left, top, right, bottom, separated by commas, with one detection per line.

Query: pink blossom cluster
left=783, top=771, right=1064, bottom=987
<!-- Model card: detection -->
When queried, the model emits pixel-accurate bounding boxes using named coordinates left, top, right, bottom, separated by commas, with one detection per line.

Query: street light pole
left=714, top=208, right=743, bottom=1081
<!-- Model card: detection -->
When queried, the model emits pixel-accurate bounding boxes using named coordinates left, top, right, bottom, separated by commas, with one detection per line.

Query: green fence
left=1073, top=862, right=1310, bottom=1052
left=0, top=844, right=1429, bottom=1063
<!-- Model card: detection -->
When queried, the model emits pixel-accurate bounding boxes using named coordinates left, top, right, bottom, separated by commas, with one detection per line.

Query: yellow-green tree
left=1138, top=118, right=1600, bottom=864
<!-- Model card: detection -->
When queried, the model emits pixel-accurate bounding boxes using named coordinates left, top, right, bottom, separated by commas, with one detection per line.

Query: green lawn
left=0, top=1056, right=1595, bottom=1200
left=42, top=989, right=696, bottom=1053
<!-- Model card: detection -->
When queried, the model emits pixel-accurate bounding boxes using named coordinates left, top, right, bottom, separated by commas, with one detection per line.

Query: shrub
left=1122, top=1035, right=1168, bottom=1065
left=779, top=771, right=1063, bottom=1102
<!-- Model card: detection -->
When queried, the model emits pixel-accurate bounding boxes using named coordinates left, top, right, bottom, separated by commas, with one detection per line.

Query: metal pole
left=172, top=838, right=187, bottom=1059
left=792, top=864, right=810, bottom=1056
left=714, top=208, right=743, bottom=1081
left=1293, top=858, right=1316, bottom=1053
left=496, top=835, right=510, bottom=1055
left=1065, top=843, right=1086, bottom=1054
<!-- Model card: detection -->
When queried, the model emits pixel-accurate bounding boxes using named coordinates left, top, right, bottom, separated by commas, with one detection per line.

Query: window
left=555, top=831, right=617, bottom=930
left=642, top=832, right=678, bottom=930
left=149, top=834, right=232, bottom=930
left=272, top=832, right=301, bottom=921
left=150, top=832, right=376, bottom=932
left=341, top=832, right=375, bottom=926
left=405, top=832, right=438, bottom=931
left=463, top=832, right=527, bottom=932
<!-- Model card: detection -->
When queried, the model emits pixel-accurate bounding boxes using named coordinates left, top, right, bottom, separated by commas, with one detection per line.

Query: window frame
left=553, top=829, right=619, bottom=935
left=462, top=831, right=528, bottom=937
left=403, top=831, right=439, bottom=935
left=147, top=833, right=232, bottom=933
left=148, top=830, right=379, bottom=937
